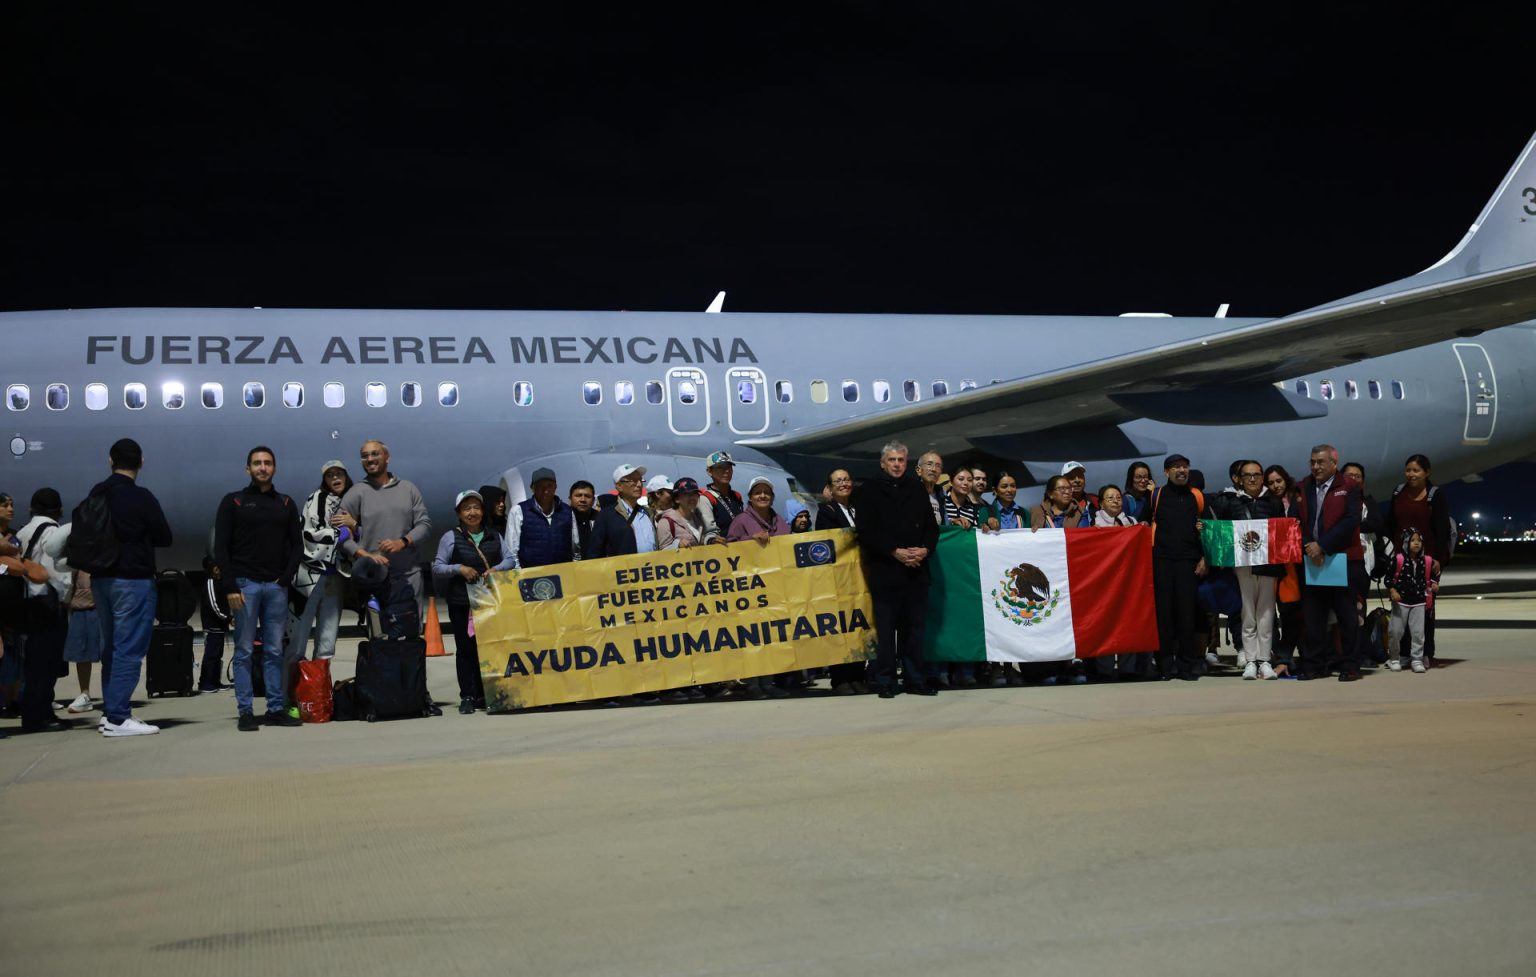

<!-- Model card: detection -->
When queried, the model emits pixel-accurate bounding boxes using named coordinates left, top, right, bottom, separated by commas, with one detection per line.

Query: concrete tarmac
left=2, top=588, right=1534, bottom=976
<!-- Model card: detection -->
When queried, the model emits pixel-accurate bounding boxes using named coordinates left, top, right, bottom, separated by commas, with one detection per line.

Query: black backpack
left=67, top=486, right=121, bottom=574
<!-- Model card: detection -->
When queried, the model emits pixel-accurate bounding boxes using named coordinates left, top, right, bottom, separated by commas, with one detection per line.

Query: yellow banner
left=472, top=530, right=876, bottom=710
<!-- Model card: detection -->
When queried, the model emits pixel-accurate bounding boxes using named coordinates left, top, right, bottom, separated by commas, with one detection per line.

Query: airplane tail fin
left=1325, top=130, right=1536, bottom=307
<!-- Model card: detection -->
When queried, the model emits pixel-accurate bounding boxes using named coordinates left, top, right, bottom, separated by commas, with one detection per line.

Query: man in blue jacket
left=88, top=438, right=173, bottom=738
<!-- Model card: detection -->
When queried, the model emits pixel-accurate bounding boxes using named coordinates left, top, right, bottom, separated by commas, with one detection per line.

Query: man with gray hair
left=1296, top=443, right=1364, bottom=681
left=852, top=441, right=940, bottom=697
left=339, top=440, right=431, bottom=637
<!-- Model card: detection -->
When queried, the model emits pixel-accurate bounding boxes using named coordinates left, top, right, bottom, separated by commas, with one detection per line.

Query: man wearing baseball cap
left=701, top=451, right=744, bottom=538
left=1061, top=461, right=1099, bottom=521
left=508, top=467, right=581, bottom=568
left=590, top=462, right=655, bottom=558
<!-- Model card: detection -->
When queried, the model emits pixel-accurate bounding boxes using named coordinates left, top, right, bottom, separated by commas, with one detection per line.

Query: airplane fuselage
left=5, top=307, right=1533, bottom=567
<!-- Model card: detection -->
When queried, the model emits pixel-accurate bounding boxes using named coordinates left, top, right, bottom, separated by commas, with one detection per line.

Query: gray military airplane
left=5, top=130, right=1536, bottom=569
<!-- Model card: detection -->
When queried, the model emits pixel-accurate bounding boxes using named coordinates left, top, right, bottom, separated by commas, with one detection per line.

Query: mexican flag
left=925, top=526, right=1157, bottom=662
left=1199, top=518, right=1302, bottom=567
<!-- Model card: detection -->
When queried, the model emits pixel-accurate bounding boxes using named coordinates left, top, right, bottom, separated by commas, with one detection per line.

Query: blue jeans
left=288, top=573, right=344, bottom=663
left=233, top=578, right=289, bottom=715
left=96, top=577, right=157, bottom=724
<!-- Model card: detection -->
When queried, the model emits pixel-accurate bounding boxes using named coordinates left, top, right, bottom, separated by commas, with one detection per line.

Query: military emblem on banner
left=518, top=575, right=564, bottom=601
left=991, top=562, right=1061, bottom=627
left=794, top=540, right=837, bottom=568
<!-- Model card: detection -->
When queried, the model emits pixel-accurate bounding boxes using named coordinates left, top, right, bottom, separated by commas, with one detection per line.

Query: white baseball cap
left=1061, top=461, right=1086, bottom=476
left=613, top=463, right=647, bottom=484
left=646, top=474, right=673, bottom=493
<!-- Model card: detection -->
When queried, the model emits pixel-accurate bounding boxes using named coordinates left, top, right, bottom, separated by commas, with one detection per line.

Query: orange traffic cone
left=424, top=597, right=447, bottom=656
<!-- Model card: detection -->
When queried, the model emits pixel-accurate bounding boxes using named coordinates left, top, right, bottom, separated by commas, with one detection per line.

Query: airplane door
left=726, top=367, right=768, bottom=435
left=1452, top=343, right=1497, bottom=443
left=666, top=367, right=711, bottom=436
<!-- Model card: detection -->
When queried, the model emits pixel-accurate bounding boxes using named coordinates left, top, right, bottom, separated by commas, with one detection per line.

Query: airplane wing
left=738, top=260, right=1536, bottom=460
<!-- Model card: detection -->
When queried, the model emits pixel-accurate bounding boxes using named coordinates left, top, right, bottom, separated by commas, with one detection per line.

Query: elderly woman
left=1030, top=475, right=1090, bottom=529
left=725, top=478, right=792, bottom=698
left=432, top=490, right=517, bottom=714
left=655, top=477, right=720, bottom=549
left=645, top=475, right=675, bottom=528
left=727, top=477, right=791, bottom=543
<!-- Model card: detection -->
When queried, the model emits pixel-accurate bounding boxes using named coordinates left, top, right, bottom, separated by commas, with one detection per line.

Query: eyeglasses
left=1241, top=471, right=1264, bottom=479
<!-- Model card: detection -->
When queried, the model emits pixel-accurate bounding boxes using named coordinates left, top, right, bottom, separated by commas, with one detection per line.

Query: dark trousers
left=1153, top=558, right=1201, bottom=677
left=1302, top=583, right=1360, bottom=677
left=21, top=620, right=66, bottom=727
left=829, top=662, right=866, bottom=687
left=871, top=579, right=930, bottom=690
left=199, top=629, right=227, bottom=689
left=447, top=602, right=484, bottom=703
left=1274, top=601, right=1303, bottom=668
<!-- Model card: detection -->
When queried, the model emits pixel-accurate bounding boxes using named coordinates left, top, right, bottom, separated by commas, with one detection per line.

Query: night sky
left=5, top=9, right=1533, bottom=526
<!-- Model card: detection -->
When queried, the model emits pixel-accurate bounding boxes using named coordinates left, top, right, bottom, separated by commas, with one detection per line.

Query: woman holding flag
left=1205, top=460, right=1288, bottom=680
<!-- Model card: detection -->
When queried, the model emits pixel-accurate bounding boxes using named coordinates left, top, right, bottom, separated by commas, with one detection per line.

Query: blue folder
left=1304, top=553, right=1347, bottom=587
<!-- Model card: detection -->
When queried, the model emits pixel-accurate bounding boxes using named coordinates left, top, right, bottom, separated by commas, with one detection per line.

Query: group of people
left=0, top=435, right=1455, bottom=736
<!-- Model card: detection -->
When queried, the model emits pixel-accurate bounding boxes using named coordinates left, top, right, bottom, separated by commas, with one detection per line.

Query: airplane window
left=282, top=382, right=304, bottom=408
left=737, top=381, right=756, bottom=404
left=775, top=381, right=793, bottom=404
left=46, top=384, right=68, bottom=410
left=1319, top=380, right=1334, bottom=400
left=616, top=381, right=634, bottom=406
left=201, top=382, right=222, bottom=409
left=1392, top=380, right=1405, bottom=400
left=438, top=382, right=459, bottom=407
left=6, top=384, right=28, bottom=410
left=933, top=380, right=949, bottom=397
left=324, top=382, right=345, bottom=408
left=87, top=383, right=109, bottom=411
left=810, top=380, right=828, bottom=404
left=679, top=380, right=697, bottom=405
left=1368, top=379, right=1382, bottom=400
left=873, top=380, right=891, bottom=403
left=243, top=382, right=265, bottom=408
left=959, top=379, right=977, bottom=391
left=514, top=381, right=534, bottom=407
left=401, top=382, right=422, bottom=407
left=1295, top=380, right=1309, bottom=398
left=125, top=383, right=147, bottom=410
left=903, top=380, right=920, bottom=402
left=1344, top=380, right=1358, bottom=400
left=645, top=380, right=664, bottom=405
left=842, top=380, right=859, bottom=403
left=163, top=382, right=186, bottom=410
left=365, top=382, right=386, bottom=408
left=582, top=381, right=602, bottom=406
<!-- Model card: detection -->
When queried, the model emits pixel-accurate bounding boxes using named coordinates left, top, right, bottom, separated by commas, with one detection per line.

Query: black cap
left=30, top=487, right=63, bottom=515
left=1163, top=453, right=1190, bottom=470
left=350, top=557, right=390, bottom=586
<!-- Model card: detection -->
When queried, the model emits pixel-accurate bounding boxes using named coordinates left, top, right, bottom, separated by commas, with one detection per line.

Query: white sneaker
left=1411, top=660, right=1427, bottom=674
left=1205, top=651, right=1222, bottom=668
left=1241, top=662, right=1258, bottom=680
left=101, top=717, right=160, bottom=737
left=66, top=693, right=94, bottom=713
left=1387, top=660, right=1403, bottom=672
left=1258, top=662, right=1277, bottom=680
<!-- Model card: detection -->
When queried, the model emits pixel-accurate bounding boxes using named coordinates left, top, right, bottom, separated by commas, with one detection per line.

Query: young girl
left=1386, top=527, right=1439, bottom=673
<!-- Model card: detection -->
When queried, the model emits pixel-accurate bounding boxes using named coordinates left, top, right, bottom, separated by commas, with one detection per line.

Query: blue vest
left=518, top=498, right=574, bottom=567
left=446, top=528, right=506, bottom=606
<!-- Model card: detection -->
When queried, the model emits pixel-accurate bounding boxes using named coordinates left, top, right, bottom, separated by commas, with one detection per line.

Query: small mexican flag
left=1199, top=518, right=1302, bottom=567
left=925, top=526, right=1157, bottom=662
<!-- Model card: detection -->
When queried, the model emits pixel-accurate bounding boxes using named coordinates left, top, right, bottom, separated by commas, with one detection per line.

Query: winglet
left=705, top=291, right=726, bottom=314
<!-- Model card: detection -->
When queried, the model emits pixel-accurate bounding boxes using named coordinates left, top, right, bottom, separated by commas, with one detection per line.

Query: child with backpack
left=1386, top=528, right=1439, bottom=673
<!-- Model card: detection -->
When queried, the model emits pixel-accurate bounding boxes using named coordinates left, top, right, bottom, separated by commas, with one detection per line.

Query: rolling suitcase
left=147, top=624, right=195, bottom=697
left=354, top=638, right=433, bottom=722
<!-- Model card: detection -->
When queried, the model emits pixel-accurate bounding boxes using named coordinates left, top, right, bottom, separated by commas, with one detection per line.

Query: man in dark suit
left=851, top=443, right=939, bottom=697
left=1296, top=443, right=1365, bottom=681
